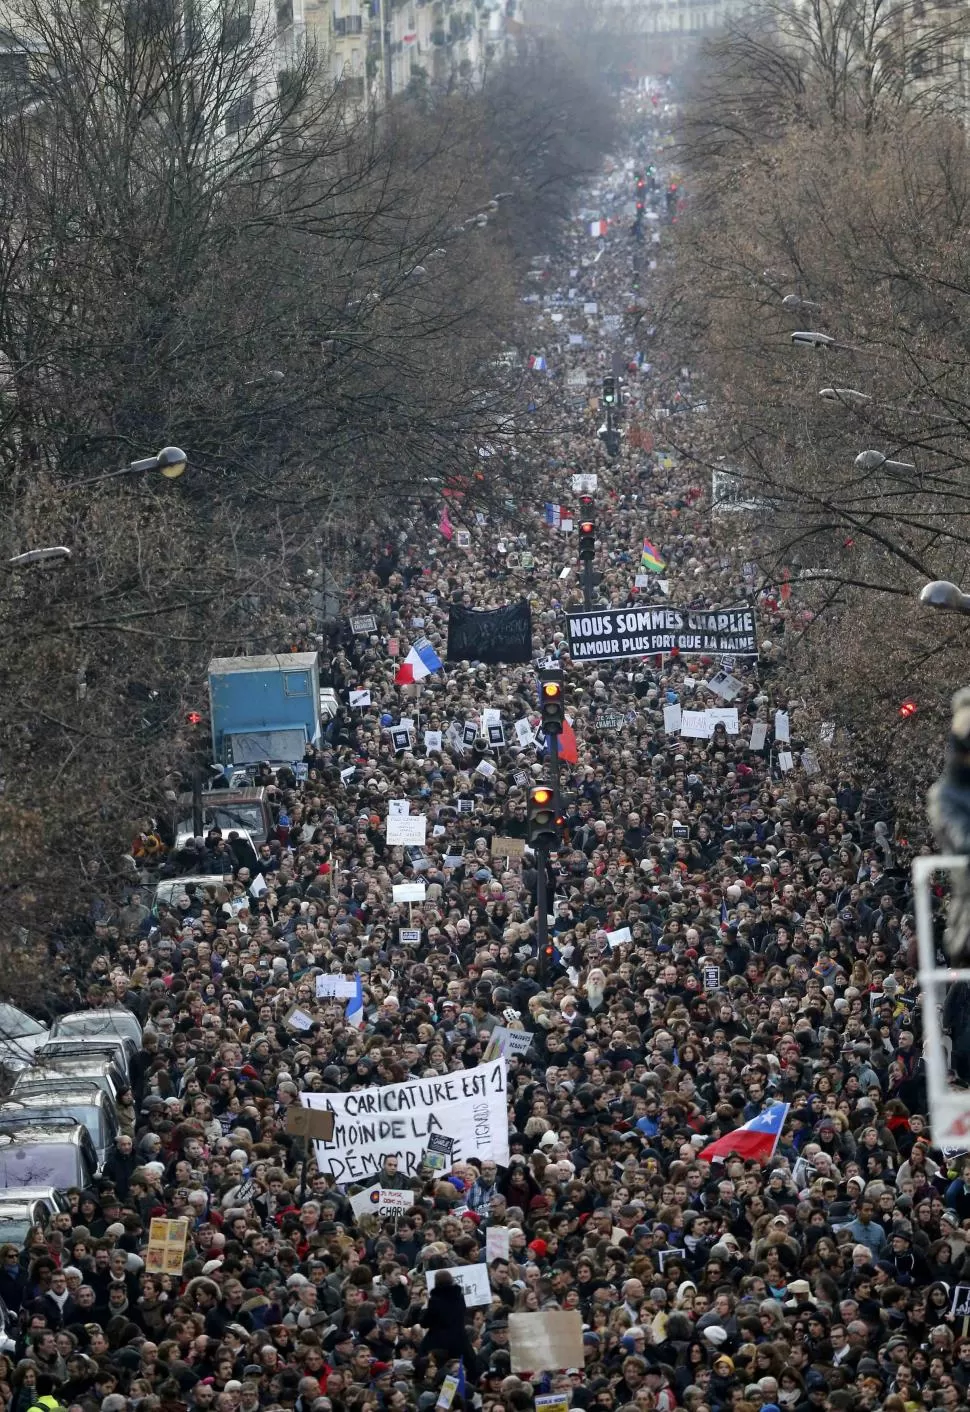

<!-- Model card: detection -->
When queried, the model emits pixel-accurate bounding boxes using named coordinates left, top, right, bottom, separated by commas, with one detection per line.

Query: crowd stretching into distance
left=0, top=83, right=958, bottom=1412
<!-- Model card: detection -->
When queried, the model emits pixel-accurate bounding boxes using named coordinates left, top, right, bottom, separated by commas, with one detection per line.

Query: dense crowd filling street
left=0, top=84, right=952, bottom=1412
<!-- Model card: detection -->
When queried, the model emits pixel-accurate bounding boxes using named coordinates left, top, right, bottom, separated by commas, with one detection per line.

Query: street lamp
left=819, top=387, right=873, bottom=406
left=7, top=547, right=71, bottom=568
left=782, top=294, right=822, bottom=310
left=791, top=331, right=863, bottom=350
left=920, top=580, right=970, bottom=615
left=855, top=449, right=916, bottom=473
left=64, top=446, right=188, bottom=490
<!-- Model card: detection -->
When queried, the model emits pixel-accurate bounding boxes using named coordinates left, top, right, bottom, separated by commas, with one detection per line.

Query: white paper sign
left=349, top=690, right=371, bottom=708
left=315, top=974, right=359, bottom=999
left=681, top=710, right=713, bottom=739
left=514, top=718, right=534, bottom=747
left=779, top=750, right=794, bottom=772
left=476, top=759, right=497, bottom=777
left=583, top=301, right=598, bottom=314
left=388, top=799, right=410, bottom=818
left=424, top=731, right=443, bottom=752
left=663, top=704, right=682, bottom=734
left=635, top=573, right=651, bottom=588
left=287, top=1008, right=314, bottom=1031
left=249, top=873, right=268, bottom=898
left=305, top=1057, right=509, bottom=1181
left=708, top=708, right=740, bottom=734
left=482, top=708, right=502, bottom=727
left=399, top=928, right=422, bottom=946
left=750, top=723, right=768, bottom=751
left=349, top=1187, right=416, bottom=1219
left=340, top=766, right=357, bottom=783
left=392, top=883, right=426, bottom=904
left=387, top=815, right=428, bottom=846
left=606, top=926, right=633, bottom=948
left=774, top=710, right=791, bottom=742
left=486, top=1226, right=510, bottom=1261
left=427, top=1263, right=492, bottom=1307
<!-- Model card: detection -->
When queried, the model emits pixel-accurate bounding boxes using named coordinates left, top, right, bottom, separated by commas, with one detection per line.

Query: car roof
left=0, top=1121, right=85, bottom=1142
left=17, top=1057, right=121, bottom=1078
left=53, top=1008, right=138, bottom=1026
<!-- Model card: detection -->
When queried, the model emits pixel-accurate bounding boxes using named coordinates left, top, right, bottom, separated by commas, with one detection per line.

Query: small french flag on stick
left=590, top=219, right=608, bottom=237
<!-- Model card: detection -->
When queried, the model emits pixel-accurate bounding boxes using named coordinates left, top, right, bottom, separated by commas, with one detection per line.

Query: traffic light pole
left=547, top=730, right=562, bottom=809
left=582, top=561, right=594, bottom=609
left=536, top=842, right=550, bottom=974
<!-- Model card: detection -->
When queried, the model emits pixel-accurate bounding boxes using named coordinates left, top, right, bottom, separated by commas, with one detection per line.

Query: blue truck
left=208, top=653, right=322, bottom=768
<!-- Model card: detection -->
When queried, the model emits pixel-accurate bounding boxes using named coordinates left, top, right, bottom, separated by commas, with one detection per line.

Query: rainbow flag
left=640, top=537, right=666, bottom=572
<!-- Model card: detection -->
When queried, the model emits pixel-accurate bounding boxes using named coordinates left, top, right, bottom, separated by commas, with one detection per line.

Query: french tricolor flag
left=590, top=219, right=608, bottom=237
left=345, top=973, right=365, bottom=1029
left=697, top=1101, right=790, bottom=1165
left=394, top=637, right=442, bottom=685
left=544, top=503, right=563, bottom=527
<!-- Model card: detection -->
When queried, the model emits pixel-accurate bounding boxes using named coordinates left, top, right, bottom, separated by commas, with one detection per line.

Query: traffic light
left=898, top=698, right=919, bottom=720
left=527, top=785, right=560, bottom=848
left=578, top=519, right=595, bottom=563
left=601, top=376, right=616, bottom=407
left=185, top=710, right=204, bottom=726
left=539, top=675, right=565, bottom=736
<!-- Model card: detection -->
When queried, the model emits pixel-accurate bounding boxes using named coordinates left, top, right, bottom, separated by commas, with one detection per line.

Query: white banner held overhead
left=303, top=1057, right=509, bottom=1182
left=392, top=882, right=426, bottom=904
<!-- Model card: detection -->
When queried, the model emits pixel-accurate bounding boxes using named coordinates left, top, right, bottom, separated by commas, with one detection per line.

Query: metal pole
left=548, top=731, right=562, bottom=805
left=582, top=560, right=594, bottom=609
left=536, top=842, right=549, bottom=973
left=192, top=762, right=204, bottom=839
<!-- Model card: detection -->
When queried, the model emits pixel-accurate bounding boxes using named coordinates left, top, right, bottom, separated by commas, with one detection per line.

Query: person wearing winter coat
left=416, top=1270, right=476, bottom=1374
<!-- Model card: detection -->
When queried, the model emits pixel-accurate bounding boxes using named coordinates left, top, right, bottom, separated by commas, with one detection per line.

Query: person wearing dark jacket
left=101, top=1135, right=138, bottom=1198
left=0, top=1244, right=27, bottom=1312
left=416, top=1271, right=476, bottom=1375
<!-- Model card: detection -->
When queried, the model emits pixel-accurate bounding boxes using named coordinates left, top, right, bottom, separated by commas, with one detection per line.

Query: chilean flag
left=394, top=638, right=442, bottom=684
left=697, top=1101, right=789, bottom=1165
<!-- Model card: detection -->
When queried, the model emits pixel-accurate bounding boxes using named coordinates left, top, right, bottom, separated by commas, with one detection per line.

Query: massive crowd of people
left=3, top=84, right=958, bottom=1412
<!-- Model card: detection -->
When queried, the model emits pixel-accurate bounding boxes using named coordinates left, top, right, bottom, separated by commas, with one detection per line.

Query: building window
left=282, top=671, right=311, bottom=697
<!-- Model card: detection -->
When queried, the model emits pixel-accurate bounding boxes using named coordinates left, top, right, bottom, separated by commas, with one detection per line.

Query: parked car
left=0, top=1085, right=119, bottom=1166
left=0, top=1120, right=99, bottom=1192
left=0, top=1004, right=50, bottom=1081
left=152, top=875, right=231, bottom=917
left=35, top=1040, right=133, bottom=1082
left=0, top=1188, right=69, bottom=1246
left=13, top=1055, right=128, bottom=1104
left=48, top=1008, right=142, bottom=1048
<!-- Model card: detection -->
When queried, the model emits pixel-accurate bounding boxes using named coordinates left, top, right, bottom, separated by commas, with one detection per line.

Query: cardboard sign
left=663, top=703, right=682, bottom=734
left=284, top=1006, right=315, bottom=1032
left=750, top=722, right=768, bottom=751
left=491, top=835, right=526, bottom=860
left=509, top=1310, right=584, bottom=1374
left=145, top=1217, right=190, bottom=1275
left=285, top=1106, right=336, bottom=1141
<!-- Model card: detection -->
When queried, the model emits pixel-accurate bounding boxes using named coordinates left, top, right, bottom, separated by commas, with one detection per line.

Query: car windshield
left=206, top=804, right=263, bottom=833
left=18, top=1070, right=111, bottom=1097
left=4, top=1104, right=101, bottom=1138
left=0, top=1006, right=45, bottom=1040
left=51, top=1015, right=132, bottom=1040
left=0, top=1215, right=31, bottom=1244
left=0, top=1142, right=78, bottom=1189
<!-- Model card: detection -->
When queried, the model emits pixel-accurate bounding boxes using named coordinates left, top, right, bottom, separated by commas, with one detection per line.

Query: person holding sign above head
left=415, top=1269, right=477, bottom=1381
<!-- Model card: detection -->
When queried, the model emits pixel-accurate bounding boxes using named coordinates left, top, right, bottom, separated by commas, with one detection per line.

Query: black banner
left=566, top=606, right=758, bottom=662
left=446, top=601, right=533, bottom=664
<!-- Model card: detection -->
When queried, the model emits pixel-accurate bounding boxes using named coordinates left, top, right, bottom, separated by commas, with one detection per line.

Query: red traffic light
left=579, top=521, right=594, bottom=536
left=185, top=710, right=204, bottom=726
left=898, top=699, right=919, bottom=719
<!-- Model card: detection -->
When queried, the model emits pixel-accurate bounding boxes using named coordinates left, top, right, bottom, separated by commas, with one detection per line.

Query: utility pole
left=527, top=784, right=559, bottom=977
